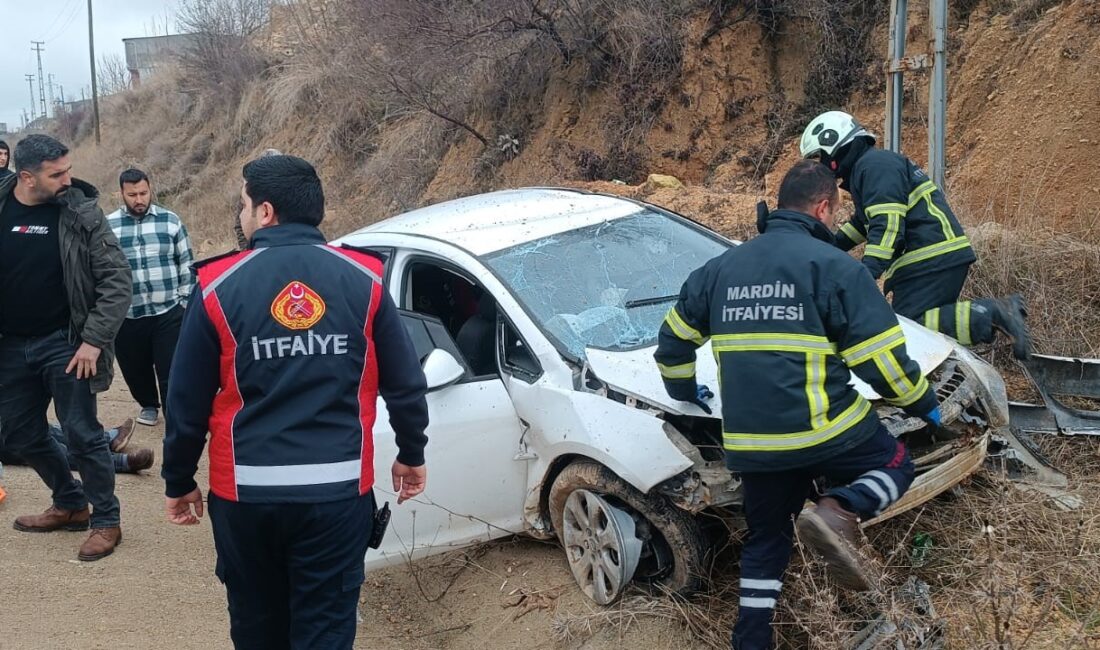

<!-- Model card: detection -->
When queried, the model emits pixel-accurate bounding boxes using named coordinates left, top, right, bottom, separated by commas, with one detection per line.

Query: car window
left=482, top=209, right=729, bottom=359
left=500, top=318, right=541, bottom=383
left=398, top=310, right=470, bottom=376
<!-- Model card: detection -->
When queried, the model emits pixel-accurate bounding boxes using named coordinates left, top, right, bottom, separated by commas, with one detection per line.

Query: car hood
left=584, top=316, right=954, bottom=417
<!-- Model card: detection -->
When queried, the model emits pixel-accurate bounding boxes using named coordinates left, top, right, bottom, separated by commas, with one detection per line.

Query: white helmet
left=799, top=110, right=875, bottom=159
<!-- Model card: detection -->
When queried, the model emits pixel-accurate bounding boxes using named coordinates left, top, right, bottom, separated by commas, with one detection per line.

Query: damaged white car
left=335, top=188, right=1018, bottom=605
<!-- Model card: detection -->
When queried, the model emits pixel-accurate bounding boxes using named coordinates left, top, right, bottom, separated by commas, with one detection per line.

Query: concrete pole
left=88, top=0, right=101, bottom=145
left=885, top=0, right=907, bottom=152
left=928, top=0, right=948, bottom=188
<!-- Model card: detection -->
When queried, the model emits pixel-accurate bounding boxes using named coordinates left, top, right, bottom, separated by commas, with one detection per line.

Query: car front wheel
left=549, top=460, right=708, bottom=605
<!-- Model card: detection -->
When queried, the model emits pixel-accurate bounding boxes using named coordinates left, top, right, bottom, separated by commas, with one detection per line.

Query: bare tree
left=98, top=53, right=132, bottom=95
left=175, top=0, right=271, bottom=96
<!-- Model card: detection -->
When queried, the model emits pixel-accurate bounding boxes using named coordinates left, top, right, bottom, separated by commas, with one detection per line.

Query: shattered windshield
left=484, top=209, right=730, bottom=358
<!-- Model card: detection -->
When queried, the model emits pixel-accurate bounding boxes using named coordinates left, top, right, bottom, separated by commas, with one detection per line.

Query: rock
left=643, top=173, right=684, bottom=193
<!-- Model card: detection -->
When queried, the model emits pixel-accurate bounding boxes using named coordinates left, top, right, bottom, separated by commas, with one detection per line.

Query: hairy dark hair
left=13, top=134, right=69, bottom=173
left=242, top=155, right=324, bottom=226
left=777, top=160, right=838, bottom=212
left=119, top=168, right=150, bottom=188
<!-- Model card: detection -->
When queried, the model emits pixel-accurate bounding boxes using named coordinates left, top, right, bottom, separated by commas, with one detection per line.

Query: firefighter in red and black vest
left=657, top=161, right=942, bottom=650
left=799, top=111, right=1031, bottom=359
left=162, top=155, right=429, bottom=649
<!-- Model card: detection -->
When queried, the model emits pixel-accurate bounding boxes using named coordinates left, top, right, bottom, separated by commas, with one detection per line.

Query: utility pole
left=32, top=41, right=48, bottom=119
left=25, top=74, right=37, bottom=121
left=48, top=73, right=57, bottom=114
left=87, top=0, right=101, bottom=145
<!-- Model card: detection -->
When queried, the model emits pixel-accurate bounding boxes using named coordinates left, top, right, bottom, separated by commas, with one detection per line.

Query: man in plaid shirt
left=108, top=168, right=195, bottom=426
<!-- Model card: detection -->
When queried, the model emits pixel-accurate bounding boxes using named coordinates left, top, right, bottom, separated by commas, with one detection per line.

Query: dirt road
left=0, top=383, right=692, bottom=650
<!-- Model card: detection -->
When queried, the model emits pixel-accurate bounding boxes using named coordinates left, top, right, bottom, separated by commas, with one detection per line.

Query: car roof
left=345, top=188, right=649, bottom=255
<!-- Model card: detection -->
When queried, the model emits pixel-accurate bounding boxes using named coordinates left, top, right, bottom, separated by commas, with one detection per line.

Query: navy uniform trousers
left=888, top=264, right=996, bottom=347
left=209, top=491, right=376, bottom=650
left=732, top=424, right=915, bottom=650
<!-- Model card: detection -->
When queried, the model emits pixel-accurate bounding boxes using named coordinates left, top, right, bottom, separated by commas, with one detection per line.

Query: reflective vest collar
left=250, top=222, right=327, bottom=249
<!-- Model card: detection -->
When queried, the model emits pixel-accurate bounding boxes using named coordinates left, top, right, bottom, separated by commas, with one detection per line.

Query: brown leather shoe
left=78, top=527, right=122, bottom=561
left=110, top=418, right=136, bottom=453
left=126, top=448, right=155, bottom=473
left=795, top=497, right=875, bottom=591
left=13, top=505, right=90, bottom=532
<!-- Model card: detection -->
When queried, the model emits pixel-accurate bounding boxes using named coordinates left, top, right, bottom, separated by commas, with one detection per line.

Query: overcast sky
left=2, top=1, right=181, bottom=132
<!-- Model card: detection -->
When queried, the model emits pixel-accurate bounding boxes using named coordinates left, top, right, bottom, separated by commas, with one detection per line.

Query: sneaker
left=795, top=497, right=876, bottom=591
left=136, top=407, right=159, bottom=427
left=125, top=448, right=155, bottom=473
left=110, top=418, right=135, bottom=453
left=991, top=294, right=1031, bottom=360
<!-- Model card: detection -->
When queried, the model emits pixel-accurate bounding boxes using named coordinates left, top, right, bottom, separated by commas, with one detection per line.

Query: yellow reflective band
left=883, top=236, right=972, bottom=281
left=956, top=301, right=973, bottom=346
left=865, top=203, right=907, bottom=217
left=665, top=307, right=705, bottom=346
left=924, top=308, right=941, bottom=333
left=712, top=332, right=837, bottom=355
left=865, top=244, right=895, bottom=260
left=890, top=373, right=930, bottom=408
left=805, top=353, right=829, bottom=429
left=907, top=180, right=936, bottom=209
left=925, top=196, right=955, bottom=240
left=839, top=222, right=866, bottom=245
left=658, top=362, right=696, bottom=380
left=840, top=326, right=905, bottom=366
left=880, top=212, right=902, bottom=251
left=723, top=398, right=872, bottom=451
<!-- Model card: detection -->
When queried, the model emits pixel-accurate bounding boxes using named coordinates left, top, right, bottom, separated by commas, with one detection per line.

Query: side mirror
left=423, top=349, right=465, bottom=392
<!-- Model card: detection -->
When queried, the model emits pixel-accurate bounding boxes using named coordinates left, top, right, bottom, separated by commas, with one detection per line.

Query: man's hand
left=65, top=343, right=102, bottom=379
left=166, top=488, right=204, bottom=525
left=391, top=461, right=426, bottom=505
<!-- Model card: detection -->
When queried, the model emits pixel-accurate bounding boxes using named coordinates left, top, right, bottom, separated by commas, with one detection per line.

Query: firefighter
left=162, top=155, right=429, bottom=649
left=799, top=110, right=1030, bottom=359
left=656, top=160, right=942, bottom=650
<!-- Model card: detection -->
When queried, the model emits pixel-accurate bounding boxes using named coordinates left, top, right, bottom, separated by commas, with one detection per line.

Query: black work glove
left=665, top=381, right=714, bottom=415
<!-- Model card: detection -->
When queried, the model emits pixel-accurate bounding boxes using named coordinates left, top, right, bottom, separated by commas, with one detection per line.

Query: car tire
left=549, top=460, right=708, bottom=602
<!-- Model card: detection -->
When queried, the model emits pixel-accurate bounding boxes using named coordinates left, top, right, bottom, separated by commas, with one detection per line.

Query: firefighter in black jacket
left=656, top=161, right=941, bottom=650
left=799, top=110, right=1031, bottom=359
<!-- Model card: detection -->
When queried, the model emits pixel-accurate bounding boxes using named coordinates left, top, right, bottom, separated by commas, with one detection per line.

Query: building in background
left=123, top=34, right=199, bottom=87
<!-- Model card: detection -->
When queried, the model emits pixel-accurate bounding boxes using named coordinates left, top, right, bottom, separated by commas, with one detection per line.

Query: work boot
left=13, top=505, right=90, bottom=532
left=991, top=294, right=1031, bottom=360
left=78, top=527, right=122, bottom=562
left=110, top=418, right=136, bottom=453
left=125, top=448, right=155, bottom=473
left=795, top=497, right=875, bottom=591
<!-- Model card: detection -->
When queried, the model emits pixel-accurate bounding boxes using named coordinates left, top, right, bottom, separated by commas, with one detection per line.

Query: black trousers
left=209, top=492, right=375, bottom=650
left=888, top=264, right=994, bottom=346
left=114, top=305, right=183, bottom=410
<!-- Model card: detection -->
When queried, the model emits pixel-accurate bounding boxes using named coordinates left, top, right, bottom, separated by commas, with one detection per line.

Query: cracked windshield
left=484, top=210, right=729, bottom=358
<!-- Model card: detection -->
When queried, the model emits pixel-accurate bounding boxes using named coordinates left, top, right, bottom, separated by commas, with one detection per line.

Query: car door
left=366, top=270, right=529, bottom=571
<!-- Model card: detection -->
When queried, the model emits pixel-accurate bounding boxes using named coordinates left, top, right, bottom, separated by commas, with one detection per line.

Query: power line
left=45, top=1, right=84, bottom=43
left=40, top=0, right=80, bottom=41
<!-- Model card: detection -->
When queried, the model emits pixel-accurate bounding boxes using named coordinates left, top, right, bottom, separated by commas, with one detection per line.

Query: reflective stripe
left=865, top=203, right=907, bottom=217
left=806, top=353, right=829, bottom=430
left=235, top=459, right=361, bottom=487
left=740, top=597, right=777, bottom=609
left=866, top=470, right=900, bottom=502
left=956, top=301, right=973, bottom=345
left=839, top=222, right=866, bottom=245
left=873, top=351, right=915, bottom=399
left=883, top=236, right=971, bottom=281
left=852, top=477, right=889, bottom=512
left=907, top=180, right=936, bottom=208
left=665, top=307, right=705, bottom=346
left=713, top=333, right=836, bottom=355
left=924, top=308, right=941, bottom=333
left=890, top=373, right=930, bottom=408
left=841, top=326, right=905, bottom=366
left=724, top=398, right=871, bottom=451
left=315, top=245, right=383, bottom=284
left=741, top=579, right=783, bottom=591
left=202, top=249, right=267, bottom=298
left=880, top=212, right=902, bottom=251
left=658, top=361, right=696, bottom=380
left=924, top=193, right=956, bottom=240
left=865, top=244, right=895, bottom=260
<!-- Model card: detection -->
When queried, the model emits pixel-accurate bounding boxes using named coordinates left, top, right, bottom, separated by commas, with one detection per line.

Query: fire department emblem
left=271, top=281, right=326, bottom=330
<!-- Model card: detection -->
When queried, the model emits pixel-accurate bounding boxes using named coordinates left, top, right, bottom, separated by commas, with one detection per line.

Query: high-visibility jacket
left=655, top=210, right=939, bottom=472
left=834, top=148, right=976, bottom=293
left=163, top=223, right=429, bottom=503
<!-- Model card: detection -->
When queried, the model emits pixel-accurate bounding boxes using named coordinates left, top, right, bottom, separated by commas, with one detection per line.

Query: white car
left=334, top=188, right=1010, bottom=605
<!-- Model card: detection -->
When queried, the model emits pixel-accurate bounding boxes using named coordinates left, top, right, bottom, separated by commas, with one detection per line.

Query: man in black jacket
left=656, top=161, right=941, bottom=650
left=799, top=110, right=1030, bottom=359
left=163, top=155, right=429, bottom=650
left=0, top=135, right=131, bottom=561
left=0, top=140, right=12, bottom=179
